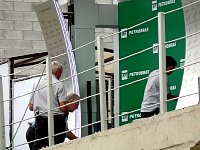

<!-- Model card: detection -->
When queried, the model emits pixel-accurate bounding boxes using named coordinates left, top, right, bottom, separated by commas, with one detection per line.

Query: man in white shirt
left=141, top=56, right=177, bottom=118
left=29, top=61, right=68, bottom=149
left=26, top=93, right=80, bottom=150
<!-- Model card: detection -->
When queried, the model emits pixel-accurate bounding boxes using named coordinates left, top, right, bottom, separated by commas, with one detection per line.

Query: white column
left=0, top=76, right=5, bottom=150
left=97, top=36, right=108, bottom=131
left=158, top=12, right=167, bottom=114
left=46, top=57, right=55, bottom=146
left=113, top=28, right=119, bottom=127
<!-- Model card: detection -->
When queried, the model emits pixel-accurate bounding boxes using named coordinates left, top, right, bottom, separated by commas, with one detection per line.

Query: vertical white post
left=0, top=76, right=5, bottom=150
left=107, top=78, right=112, bottom=124
left=113, top=28, right=119, bottom=127
left=46, top=57, right=55, bottom=146
left=97, top=36, right=108, bottom=131
left=158, top=12, right=167, bottom=114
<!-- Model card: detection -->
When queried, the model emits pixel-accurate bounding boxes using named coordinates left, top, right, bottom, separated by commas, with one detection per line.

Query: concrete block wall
left=0, top=0, right=47, bottom=59
left=0, top=0, right=116, bottom=60
left=44, top=104, right=200, bottom=150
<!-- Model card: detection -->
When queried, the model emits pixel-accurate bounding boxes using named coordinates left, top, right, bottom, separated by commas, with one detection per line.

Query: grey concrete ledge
left=44, top=104, right=200, bottom=150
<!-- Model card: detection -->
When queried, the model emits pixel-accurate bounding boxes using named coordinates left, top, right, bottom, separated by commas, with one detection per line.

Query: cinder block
left=24, top=0, right=42, bottom=2
left=13, top=40, right=32, bottom=49
left=4, top=30, right=23, bottom=39
left=5, top=0, right=22, bottom=2
left=31, top=2, right=41, bottom=9
left=15, top=21, right=32, bottom=30
left=0, top=21, right=14, bottom=29
left=0, top=49, right=5, bottom=59
left=4, top=49, right=24, bottom=58
left=14, top=2, right=32, bottom=11
left=4, top=11, right=23, bottom=21
left=0, top=12, right=4, bottom=20
left=0, top=40, right=14, bottom=48
left=41, top=34, right=44, bottom=40
left=33, top=22, right=41, bottom=31
left=23, top=49, right=45, bottom=56
left=24, top=31, right=42, bottom=40
left=32, top=41, right=47, bottom=50
left=23, top=12, right=38, bottom=21
left=0, top=2, right=13, bottom=11
left=0, top=30, right=4, bottom=39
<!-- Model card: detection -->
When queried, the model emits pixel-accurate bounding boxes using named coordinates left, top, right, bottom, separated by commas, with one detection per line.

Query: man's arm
left=59, top=101, right=69, bottom=113
left=66, top=131, right=77, bottom=140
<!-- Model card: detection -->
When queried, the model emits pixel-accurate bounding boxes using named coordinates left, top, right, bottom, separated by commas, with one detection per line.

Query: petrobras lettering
left=158, top=0, right=176, bottom=7
left=129, top=113, right=141, bottom=119
left=128, top=27, right=149, bottom=35
left=152, top=0, right=176, bottom=11
left=165, top=42, right=176, bottom=49
left=170, top=85, right=176, bottom=91
left=153, top=42, right=176, bottom=54
left=129, top=70, right=150, bottom=77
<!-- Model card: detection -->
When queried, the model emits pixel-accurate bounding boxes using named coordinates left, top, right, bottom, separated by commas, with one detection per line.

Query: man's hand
left=66, top=131, right=77, bottom=140
left=167, top=93, right=177, bottom=100
left=28, top=103, right=33, bottom=111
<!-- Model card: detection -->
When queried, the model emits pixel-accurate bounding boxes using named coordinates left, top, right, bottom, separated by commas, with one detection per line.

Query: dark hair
left=166, top=56, right=177, bottom=67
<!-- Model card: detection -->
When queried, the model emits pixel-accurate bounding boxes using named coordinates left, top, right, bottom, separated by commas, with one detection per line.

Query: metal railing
left=1, top=0, right=200, bottom=149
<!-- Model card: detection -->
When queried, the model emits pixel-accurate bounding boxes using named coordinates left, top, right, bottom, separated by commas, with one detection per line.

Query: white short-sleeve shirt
left=141, top=69, right=170, bottom=112
left=30, top=75, right=67, bottom=116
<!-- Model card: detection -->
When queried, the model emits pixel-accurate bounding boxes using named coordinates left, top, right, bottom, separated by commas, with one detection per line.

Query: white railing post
left=0, top=76, right=5, bottom=150
left=97, top=36, right=108, bottom=131
left=158, top=12, right=167, bottom=114
left=46, top=57, right=55, bottom=146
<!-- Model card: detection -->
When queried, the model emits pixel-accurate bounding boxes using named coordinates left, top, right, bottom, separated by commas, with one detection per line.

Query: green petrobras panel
left=119, top=0, right=185, bottom=125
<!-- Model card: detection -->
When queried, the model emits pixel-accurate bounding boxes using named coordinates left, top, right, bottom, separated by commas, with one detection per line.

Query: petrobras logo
left=121, top=112, right=129, bottom=122
left=121, top=28, right=128, bottom=39
left=152, top=0, right=176, bottom=11
left=152, top=0, right=158, bottom=11
left=152, top=42, right=176, bottom=54
left=121, top=70, right=128, bottom=80
left=153, top=43, right=159, bottom=54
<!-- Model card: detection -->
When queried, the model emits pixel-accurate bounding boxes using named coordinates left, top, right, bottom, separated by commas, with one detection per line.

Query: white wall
left=13, top=77, right=40, bottom=150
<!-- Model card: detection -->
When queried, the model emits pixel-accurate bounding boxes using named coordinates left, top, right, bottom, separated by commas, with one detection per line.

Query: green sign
left=119, top=0, right=185, bottom=125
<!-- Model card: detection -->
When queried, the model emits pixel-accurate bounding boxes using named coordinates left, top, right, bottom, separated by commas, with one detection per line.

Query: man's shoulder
left=150, top=69, right=158, bottom=74
left=52, top=77, right=64, bottom=88
left=149, top=69, right=159, bottom=78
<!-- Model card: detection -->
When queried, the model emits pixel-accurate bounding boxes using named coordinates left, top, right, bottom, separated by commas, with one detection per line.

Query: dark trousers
left=33, top=115, right=66, bottom=150
left=141, top=107, right=159, bottom=118
left=26, top=125, right=35, bottom=150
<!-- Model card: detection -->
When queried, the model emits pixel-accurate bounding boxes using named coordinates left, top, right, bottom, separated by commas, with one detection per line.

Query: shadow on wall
left=190, top=141, right=200, bottom=150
